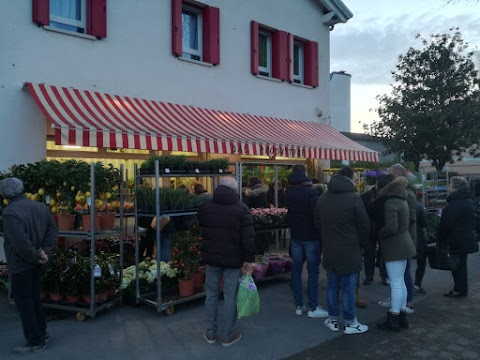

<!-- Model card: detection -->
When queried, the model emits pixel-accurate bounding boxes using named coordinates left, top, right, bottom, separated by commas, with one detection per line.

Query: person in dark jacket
left=440, top=176, right=479, bottom=298
left=267, top=181, right=286, bottom=208
left=315, top=166, right=370, bottom=334
left=360, top=184, right=388, bottom=285
left=414, top=192, right=428, bottom=294
left=374, top=175, right=416, bottom=331
left=1, top=178, right=57, bottom=353
left=284, top=164, right=327, bottom=318
left=197, top=177, right=255, bottom=347
left=244, top=177, right=268, bottom=209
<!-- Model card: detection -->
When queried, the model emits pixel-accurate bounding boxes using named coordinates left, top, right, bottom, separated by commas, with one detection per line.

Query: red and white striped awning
left=26, top=82, right=378, bottom=162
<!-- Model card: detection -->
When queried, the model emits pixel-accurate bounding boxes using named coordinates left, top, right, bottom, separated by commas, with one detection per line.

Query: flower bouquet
left=251, top=207, right=288, bottom=230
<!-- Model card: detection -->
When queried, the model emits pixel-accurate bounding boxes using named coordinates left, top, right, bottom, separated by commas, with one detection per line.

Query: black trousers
left=11, top=268, right=46, bottom=346
left=364, top=237, right=388, bottom=281
left=452, top=254, right=468, bottom=293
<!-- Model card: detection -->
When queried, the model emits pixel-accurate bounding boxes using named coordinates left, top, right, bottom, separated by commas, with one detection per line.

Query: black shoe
left=398, top=311, right=409, bottom=329
left=443, top=290, right=467, bottom=298
left=45, top=332, right=49, bottom=344
left=363, top=279, right=372, bottom=286
left=381, top=278, right=390, bottom=286
left=414, top=285, right=426, bottom=295
left=377, top=312, right=401, bottom=331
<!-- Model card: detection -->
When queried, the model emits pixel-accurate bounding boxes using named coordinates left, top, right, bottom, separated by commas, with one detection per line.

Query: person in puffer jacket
left=197, top=177, right=255, bottom=347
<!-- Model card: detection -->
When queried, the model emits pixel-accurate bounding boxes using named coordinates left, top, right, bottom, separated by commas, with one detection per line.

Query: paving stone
left=438, top=351, right=455, bottom=359
left=416, top=350, right=433, bottom=358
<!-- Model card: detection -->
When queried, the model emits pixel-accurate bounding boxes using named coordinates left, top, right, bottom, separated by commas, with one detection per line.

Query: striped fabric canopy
left=26, top=82, right=378, bottom=162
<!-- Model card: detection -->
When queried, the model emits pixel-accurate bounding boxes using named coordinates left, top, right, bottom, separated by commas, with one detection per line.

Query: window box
left=171, top=0, right=220, bottom=65
left=32, top=0, right=107, bottom=39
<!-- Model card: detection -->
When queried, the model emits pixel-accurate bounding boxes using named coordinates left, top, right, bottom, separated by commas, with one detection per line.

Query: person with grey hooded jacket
left=1, top=177, right=57, bottom=354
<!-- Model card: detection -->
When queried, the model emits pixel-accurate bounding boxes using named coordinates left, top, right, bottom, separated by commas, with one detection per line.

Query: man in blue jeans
left=285, top=165, right=327, bottom=318
left=314, top=167, right=370, bottom=334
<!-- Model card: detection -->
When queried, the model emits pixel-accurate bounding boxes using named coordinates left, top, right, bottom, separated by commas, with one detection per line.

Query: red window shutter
left=87, top=0, right=107, bottom=39
left=250, top=21, right=259, bottom=75
left=287, top=33, right=294, bottom=82
left=32, top=0, right=49, bottom=26
left=203, top=6, right=220, bottom=65
left=172, top=0, right=183, bottom=57
left=304, top=41, right=319, bottom=87
left=272, top=30, right=288, bottom=81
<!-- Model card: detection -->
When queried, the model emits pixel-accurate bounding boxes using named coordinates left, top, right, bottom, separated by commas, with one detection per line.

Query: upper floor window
left=172, top=0, right=220, bottom=65
left=182, top=6, right=202, bottom=61
left=293, top=41, right=304, bottom=84
left=258, top=31, right=272, bottom=77
left=49, top=0, right=86, bottom=34
left=251, top=21, right=318, bottom=88
left=32, top=0, right=107, bottom=39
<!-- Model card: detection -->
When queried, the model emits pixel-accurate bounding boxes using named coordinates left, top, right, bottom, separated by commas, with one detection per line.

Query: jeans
left=452, top=254, right=468, bottom=293
left=291, top=240, right=320, bottom=310
left=405, top=259, right=414, bottom=303
left=11, top=268, right=47, bottom=346
left=385, top=260, right=408, bottom=314
left=326, top=271, right=357, bottom=324
left=205, top=265, right=241, bottom=339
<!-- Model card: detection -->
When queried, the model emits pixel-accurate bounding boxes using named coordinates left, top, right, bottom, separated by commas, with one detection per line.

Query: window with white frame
left=293, top=41, right=304, bottom=84
left=258, top=31, right=272, bottom=77
left=182, top=6, right=203, bottom=61
left=49, top=0, right=86, bottom=33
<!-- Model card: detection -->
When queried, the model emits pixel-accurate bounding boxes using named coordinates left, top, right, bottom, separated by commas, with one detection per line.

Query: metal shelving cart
left=40, top=163, right=126, bottom=320
left=133, top=161, right=240, bottom=314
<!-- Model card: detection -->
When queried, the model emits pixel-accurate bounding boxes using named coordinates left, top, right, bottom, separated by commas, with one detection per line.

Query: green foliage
left=368, top=29, right=480, bottom=172
left=207, top=158, right=230, bottom=171
left=136, top=186, right=211, bottom=213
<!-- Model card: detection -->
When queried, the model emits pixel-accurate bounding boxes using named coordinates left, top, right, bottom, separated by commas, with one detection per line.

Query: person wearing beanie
left=284, top=164, right=328, bottom=318
left=0, top=177, right=57, bottom=353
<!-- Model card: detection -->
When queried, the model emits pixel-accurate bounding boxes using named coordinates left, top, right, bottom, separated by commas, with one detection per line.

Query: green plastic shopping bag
left=236, top=274, right=260, bottom=319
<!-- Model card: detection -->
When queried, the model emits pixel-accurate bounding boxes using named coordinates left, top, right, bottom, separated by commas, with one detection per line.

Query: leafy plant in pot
left=207, top=158, right=230, bottom=173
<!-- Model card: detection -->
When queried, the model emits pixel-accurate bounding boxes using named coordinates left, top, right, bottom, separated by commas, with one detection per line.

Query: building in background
left=329, top=71, right=351, bottom=132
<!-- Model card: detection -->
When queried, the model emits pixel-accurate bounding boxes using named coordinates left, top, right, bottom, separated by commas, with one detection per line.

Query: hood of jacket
left=378, top=176, right=408, bottom=200
left=213, top=185, right=240, bottom=205
left=327, top=174, right=355, bottom=193
left=245, top=184, right=268, bottom=197
left=287, top=169, right=309, bottom=185
left=448, top=189, right=472, bottom=202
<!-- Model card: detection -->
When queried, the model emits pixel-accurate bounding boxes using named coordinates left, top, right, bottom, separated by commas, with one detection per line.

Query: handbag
left=428, top=246, right=459, bottom=271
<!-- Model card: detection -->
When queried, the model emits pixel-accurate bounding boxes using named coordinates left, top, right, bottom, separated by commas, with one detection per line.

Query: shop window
left=293, top=41, right=304, bottom=84
left=32, top=0, right=107, bottom=39
left=172, top=0, right=220, bottom=65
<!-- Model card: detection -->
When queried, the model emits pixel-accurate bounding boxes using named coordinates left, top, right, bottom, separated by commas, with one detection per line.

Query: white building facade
left=0, top=0, right=376, bottom=172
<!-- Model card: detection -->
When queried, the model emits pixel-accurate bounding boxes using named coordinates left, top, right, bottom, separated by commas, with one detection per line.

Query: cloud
left=331, top=9, right=480, bottom=85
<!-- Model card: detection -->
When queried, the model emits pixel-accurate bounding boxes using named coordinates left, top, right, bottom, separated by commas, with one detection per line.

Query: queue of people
left=3, top=164, right=479, bottom=352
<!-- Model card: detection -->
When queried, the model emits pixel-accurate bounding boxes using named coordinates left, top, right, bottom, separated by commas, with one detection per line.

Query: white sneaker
left=295, top=306, right=304, bottom=316
left=343, top=319, right=369, bottom=335
left=307, top=306, right=329, bottom=318
left=377, top=298, right=391, bottom=308
left=403, top=305, right=414, bottom=314
left=324, top=318, right=339, bottom=332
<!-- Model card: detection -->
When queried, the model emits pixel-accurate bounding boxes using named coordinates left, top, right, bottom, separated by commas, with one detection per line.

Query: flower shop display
left=122, top=259, right=179, bottom=302
left=139, top=156, right=231, bottom=175
left=170, top=228, right=204, bottom=297
left=251, top=207, right=288, bottom=230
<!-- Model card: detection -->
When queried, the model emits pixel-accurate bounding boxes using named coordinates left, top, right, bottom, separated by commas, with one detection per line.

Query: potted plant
left=170, top=231, right=197, bottom=297
left=207, top=158, right=230, bottom=173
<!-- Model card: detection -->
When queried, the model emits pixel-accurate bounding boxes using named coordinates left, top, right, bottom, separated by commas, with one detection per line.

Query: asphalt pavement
left=1, top=253, right=480, bottom=360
